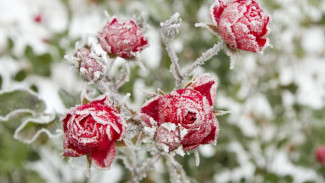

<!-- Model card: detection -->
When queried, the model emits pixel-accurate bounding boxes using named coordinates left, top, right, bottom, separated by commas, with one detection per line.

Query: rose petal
left=141, top=96, right=162, bottom=122
left=90, top=142, right=116, bottom=169
left=201, top=120, right=219, bottom=145
left=210, top=0, right=227, bottom=25
left=191, top=74, right=218, bottom=106
left=63, top=137, right=85, bottom=157
left=181, top=126, right=211, bottom=151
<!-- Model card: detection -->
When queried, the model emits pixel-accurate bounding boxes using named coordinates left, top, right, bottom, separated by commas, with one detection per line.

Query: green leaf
left=0, top=111, right=33, bottom=129
left=0, top=90, right=46, bottom=118
left=58, top=88, right=80, bottom=108
left=14, top=114, right=62, bottom=144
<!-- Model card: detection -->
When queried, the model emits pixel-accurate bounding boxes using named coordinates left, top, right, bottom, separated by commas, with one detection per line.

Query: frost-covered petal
left=190, top=74, right=218, bottom=107
left=154, top=123, right=181, bottom=152
left=90, top=141, right=116, bottom=169
left=141, top=96, right=162, bottom=123
left=210, top=0, right=226, bottom=25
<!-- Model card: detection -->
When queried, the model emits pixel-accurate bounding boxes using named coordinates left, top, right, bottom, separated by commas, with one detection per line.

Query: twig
left=160, top=13, right=183, bottom=88
left=182, top=41, right=224, bottom=78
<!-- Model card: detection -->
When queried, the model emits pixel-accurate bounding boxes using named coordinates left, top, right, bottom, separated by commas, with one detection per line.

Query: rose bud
left=98, top=17, right=148, bottom=59
left=75, top=47, right=105, bottom=82
left=210, top=0, right=271, bottom=53
left=140, top=74, right=219, bottom=152
left=62, top=94, right=126, bottom=169
left=315, top=146, right=325, bottom=165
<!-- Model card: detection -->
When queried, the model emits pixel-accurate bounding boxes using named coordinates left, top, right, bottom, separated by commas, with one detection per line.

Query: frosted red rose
left=141, top=74, right=219, bottom=152
left=76, top=47, right=105, bottom=82
left=315, top=146, right=325, bottom=164
left=62, top=94, right=126, bottom=169
left=98, top=17, right=148, bottom=59
left=210, top=0, right=270, bottom=53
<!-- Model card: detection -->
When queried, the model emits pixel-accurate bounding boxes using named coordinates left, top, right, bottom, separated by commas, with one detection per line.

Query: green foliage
left=59, top=88, right=80, bottom=108
left=14, top=114, right=62, bottom=144
left=24, top=46, right=52, bottom=77
left=0, top=90, right=46, bottom=118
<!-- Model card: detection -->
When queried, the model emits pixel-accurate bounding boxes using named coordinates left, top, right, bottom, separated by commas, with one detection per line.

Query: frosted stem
left=182, top=41, right=224, bottom=78
left=160, top=13, right=183, bottom=88
left=162, top=34, right=183, bottom=88
left=132, top=153, right=162, bottom=182
left=165, top=154, right=190, bottom=183
left=115, top=63, right=130, bottom=89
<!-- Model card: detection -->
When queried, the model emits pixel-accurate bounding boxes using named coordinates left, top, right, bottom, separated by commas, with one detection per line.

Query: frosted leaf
left=14, top=114, right=62, bottom=144
left=0, top=89, right=46, bottom=119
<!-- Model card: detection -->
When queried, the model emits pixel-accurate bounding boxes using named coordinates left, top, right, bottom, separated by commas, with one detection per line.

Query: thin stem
left=115, top=63, right=130, bottom=89
left=131, top=153, right=162, bottom=182
left=182, top=41, right=224, bottom=79
left=162, top=36, right=183, bottom=88
left=165, top=154, right=190, bottom=183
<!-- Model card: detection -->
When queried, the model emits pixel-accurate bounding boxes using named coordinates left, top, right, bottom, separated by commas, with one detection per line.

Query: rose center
left=184, top=112, right=197, bottom=124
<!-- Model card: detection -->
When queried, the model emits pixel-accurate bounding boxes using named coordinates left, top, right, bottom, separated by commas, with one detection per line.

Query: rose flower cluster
left=140, top=74, right=219, bottom=152
left=63, top=0, right=270, bottom=170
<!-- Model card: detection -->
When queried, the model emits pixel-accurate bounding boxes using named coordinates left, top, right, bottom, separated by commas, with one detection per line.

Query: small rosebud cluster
left=140, top=74, right=219, bottom=153
left=210, top=0, right=270, bottom=53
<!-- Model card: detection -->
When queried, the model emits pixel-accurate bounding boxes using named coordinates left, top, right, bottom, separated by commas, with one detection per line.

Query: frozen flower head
left=75, top=47, right=105, bottom=82
left=98, top=17, right=148, bottom=59
left=62, top=94, right=126, bottom=169
left=315, top=146, right=325, bottom=165
left=210, top=0, right=270, bottom=53
left=140, top=74, right=219, bottom=152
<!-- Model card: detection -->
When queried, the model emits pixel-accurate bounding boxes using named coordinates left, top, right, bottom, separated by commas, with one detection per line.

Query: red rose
left=315, top=146, right=325, bottom=164
left=76, top=47, right=105, bottom=82
left=141, top=74, right=219, bottom=152
left=210, top=0, right=270, bottom=53
left=62, top=94, right=126, bottom=169
left=98, top=17, right=148, bottom=59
